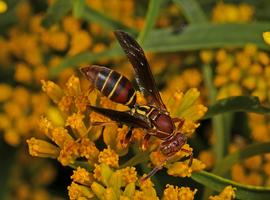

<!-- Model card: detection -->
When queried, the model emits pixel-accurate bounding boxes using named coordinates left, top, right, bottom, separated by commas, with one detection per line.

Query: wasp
left=81, top=31, right=193, bottom=179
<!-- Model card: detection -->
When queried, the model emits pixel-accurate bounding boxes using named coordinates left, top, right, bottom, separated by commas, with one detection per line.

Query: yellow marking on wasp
left=125, top=91, right=136, bottom=106
left=101, top=70, right=113, bottom=92
left=146, top=107, right=155, bottom=117
left=137, top=109, right=146, bottom=115
left=108, top=75, right=122, bottom=98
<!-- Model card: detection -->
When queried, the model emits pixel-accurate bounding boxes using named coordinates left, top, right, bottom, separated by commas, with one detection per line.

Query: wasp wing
left=90, top=105, right=150, bottom=129
left=114, top=30, right=167, bottom=111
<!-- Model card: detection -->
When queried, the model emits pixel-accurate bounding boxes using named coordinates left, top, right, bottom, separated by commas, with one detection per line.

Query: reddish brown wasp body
left=81, top=31, right=192, bottom=179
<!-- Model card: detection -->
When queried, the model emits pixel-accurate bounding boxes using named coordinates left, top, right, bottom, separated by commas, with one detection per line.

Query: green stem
left=203, top=64, right=229, bottom=162
left=202, top=64, right=230, bottom=199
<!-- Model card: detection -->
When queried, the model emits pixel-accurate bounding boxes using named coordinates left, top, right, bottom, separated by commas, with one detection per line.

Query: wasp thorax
left=153, top=114, right=174, bottom=134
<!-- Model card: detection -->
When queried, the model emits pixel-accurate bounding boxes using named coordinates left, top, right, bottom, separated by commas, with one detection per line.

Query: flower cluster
left=212, top=1, right=254, bottom=23
left=26, top=71, right=207, bottom=199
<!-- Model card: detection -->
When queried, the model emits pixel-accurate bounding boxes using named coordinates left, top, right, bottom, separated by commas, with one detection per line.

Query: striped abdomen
left=81, top=65, right=136, bottom=107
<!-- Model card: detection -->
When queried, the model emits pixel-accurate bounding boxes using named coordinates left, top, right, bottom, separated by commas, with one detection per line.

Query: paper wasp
left=81, top=31, right=193, bottom=179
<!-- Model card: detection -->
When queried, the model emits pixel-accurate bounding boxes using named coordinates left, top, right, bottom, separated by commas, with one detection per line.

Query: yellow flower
left=0, top=84, right=12, bottom=102
left=209, top=186, right=236, bottom=200
left=51, top=127, right=74, bottom=148
left=198, top=150, right=215, bottom=169
left=27, top=138, right=60, bottom=158
left=79, top=138, right=99, bottom=165
left=98, top=147, right=119, bottom=168
left=71, top=167, right=94, bottom=186
left=4, top=128, right=21, bottom=147
left=120, top=167, right=138, bottom=185
left=38, top=116, right=54, bottom=138
left=65, top=75, right=82, bottom=96
left=41, top=80, right=64, bottom=103
left=65, top=112, right=87, bottom=138
left=68, top=182, right=94, bottom=200
left=0, top=0, right=8, bottom=13
left=68, top=30, right=92, bottom=56
left=200, top=50, right=213, bottom=64
left=62, top=16, right=81, bottom=34
left=14, top=63, right=33, bottom=83
left=58, top=95, right=74, bottom=113
left=163, top=185, right=197, bottom=200
left=263, top=32, right=270, bottom=45
left=212, top=2, right=254, bottom=23
left=58, top=140, right=80, bottom=166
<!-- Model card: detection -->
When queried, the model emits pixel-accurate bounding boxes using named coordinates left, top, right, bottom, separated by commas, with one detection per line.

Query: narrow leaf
left=81, top=6, right=136, bottom=34
left=203, top=96, right=270, bottom=119
left=173, top=0, right=208, bottom=23
left=192, top=171, right=270, bottom=200
left=42, top=0, right=72, bottom=28
left=49, top=23, right=270, bottom=77
left=137, top=0, right=163, bottom=44
left=213, top=142, right=270, bottom=175
left=72, top=0, right=85, bottom=18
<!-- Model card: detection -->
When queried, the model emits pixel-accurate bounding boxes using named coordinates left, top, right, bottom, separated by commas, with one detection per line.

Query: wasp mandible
left=81, top=31, right=193, bottom=179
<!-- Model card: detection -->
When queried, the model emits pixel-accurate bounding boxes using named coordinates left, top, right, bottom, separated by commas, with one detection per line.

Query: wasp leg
left=141, top=134, right=151, bottom=151
left=172, top=118, right=185, bottom=128
left=140, top=165, right=162, bottom=182
left=120, top=127, right=133, bottom=148
left=181, top=148, right=193, bottom=167
left=90, top=121, right=117, bottom=126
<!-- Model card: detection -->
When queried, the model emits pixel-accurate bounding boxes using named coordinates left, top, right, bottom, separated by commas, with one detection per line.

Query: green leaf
left=192, top=171, right=270, bottom=200
left=81, top=6, right=137, bottom=34
left=213, top=142, right=270, bottom=176
left=137, top=0, right=163, bottom=44
left=203, top=96, right=270, bottom=119
left=143, top=23, right=270, bottom=52
left=173, top=0, right=208, bottom=23
left=42, top=0, right=72, bottom=28
left=72, top=0, right=85, bottom=18
left=49, top=23, right=270, bottom=77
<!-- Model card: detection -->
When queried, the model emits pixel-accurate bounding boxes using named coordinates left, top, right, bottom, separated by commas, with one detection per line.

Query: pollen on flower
left=120, top=167, right=138, bottom=185
left=51, top=127, right=74, bottom=148
left=38, top=116, right=54, bottom=138
left=93, top=164, right=102, bottom=182
left=74, top=94, right=88, bottom=112
left=163, top=185, right=197, bottom=200
left=41, top=80, right=63, bottom=103
left=181, top=120, right=200, bottom=136
left=58, top=140, right=80, bottom=166
left=167, top=162, right=192, bottom=177
left=66, top=112, right=87, bottom=138
left=27, top=138, right=60, bottom=158
left=98, top=147, right=119, bottom=168
left=58, top=95, right=73, bottom=113
left=71, top=167, right=94, bottom=186
left=209, top=186, right=236, bottom=200
left=68, top=182, right=94, bottom=200
left=79, top=138, right=99, bottom=165
left=150, top=151, right=166, bottom=167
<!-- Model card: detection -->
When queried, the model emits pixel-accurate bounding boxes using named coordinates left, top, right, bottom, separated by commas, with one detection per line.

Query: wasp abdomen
left=81, top=65, right=136, bottom=107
